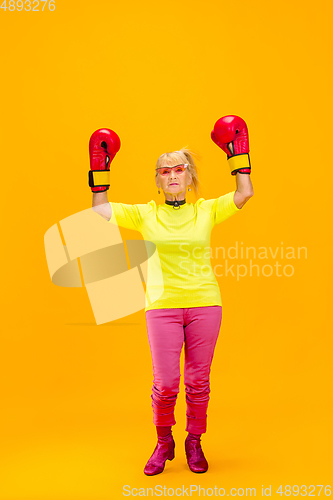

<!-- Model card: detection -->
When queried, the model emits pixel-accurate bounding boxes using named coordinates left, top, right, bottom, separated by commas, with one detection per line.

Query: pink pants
left=145, top=306, right=222, bottom=435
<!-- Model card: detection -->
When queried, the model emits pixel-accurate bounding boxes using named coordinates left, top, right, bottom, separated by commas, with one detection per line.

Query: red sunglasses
left=155, top=164, right=188, bottom=176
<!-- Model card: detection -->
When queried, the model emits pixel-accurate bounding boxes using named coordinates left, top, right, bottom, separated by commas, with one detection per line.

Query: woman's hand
left=89, top=128, right=120, bottom=220
left=88, top=128, right=121, bottom=192
left=211, top=115, right=253, bottom=208
left=211, top=115, right=251, bottom=175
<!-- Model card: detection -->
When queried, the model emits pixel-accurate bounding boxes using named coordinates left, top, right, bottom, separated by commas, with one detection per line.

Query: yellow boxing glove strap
left=89, top=170, right=110, bottom=187
left=227, top=154, right=251, bottom=174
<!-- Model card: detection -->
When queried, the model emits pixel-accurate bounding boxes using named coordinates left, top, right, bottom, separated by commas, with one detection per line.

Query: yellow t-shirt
left=108, top=191, right=240, bottom=311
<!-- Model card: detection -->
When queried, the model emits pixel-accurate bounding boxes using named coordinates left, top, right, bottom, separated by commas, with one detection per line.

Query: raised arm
left=92, top=192, right=112, bottom=221
left=233, top=172, right=254, bottom=209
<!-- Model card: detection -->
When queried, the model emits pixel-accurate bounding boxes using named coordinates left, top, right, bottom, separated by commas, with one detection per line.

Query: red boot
left=185, top=433, right=208, bottom=473
left=144, top=433, right=175, bottom=476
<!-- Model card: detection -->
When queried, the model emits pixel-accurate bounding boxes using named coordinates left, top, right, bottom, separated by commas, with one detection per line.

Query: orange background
left=1, top=0, right=332, bottom=498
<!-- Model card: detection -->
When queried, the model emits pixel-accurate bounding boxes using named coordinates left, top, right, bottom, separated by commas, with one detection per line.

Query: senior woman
left=89, top=115, right=254, bottom=476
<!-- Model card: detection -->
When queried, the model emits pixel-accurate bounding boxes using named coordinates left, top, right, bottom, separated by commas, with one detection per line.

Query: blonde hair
left=155, top=147, right=202, bottom=198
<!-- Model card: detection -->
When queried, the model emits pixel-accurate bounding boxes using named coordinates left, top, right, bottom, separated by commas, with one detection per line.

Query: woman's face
left=155, top=160, right=192, bottom=200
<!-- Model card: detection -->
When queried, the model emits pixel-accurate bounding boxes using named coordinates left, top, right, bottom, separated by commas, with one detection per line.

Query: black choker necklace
left=165, top=199, right=186, bottom=210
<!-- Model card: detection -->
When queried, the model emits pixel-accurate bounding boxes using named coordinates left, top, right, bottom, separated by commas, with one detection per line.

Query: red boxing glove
left=88, top=128, right=121, bottom=192
left=211, top=115, right=251, bottom=175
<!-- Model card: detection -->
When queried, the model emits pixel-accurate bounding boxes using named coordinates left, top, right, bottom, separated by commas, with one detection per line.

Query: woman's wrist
left=92, top=191, right=109, bottom=207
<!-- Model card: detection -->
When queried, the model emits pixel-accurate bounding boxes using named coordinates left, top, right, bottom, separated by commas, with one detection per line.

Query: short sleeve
left=200, top=190, right=240, bottom=226
left=108, top=201, right=153, bottom=231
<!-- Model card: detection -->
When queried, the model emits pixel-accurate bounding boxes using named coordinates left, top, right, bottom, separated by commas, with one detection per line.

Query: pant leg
left=183, top=306, right=222, bottom=434
left=145, top=308, right=184, bottom=427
